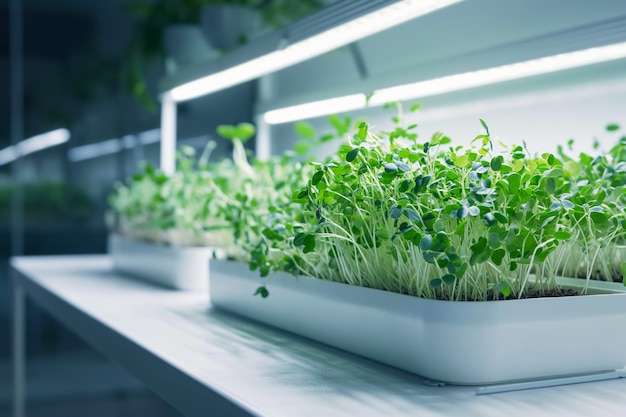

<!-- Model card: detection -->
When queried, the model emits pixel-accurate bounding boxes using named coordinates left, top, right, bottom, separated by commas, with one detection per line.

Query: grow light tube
left=0, top=128, right=70, bottom=166
left=264, top=94, right=368, bottom=124
left=369, top=41, right=626, bottom=105
left=263, top=41, right=626, bottom=124
left=169, top=0, right=461, bottom=102
left=67, top=129, right=162, bottom=162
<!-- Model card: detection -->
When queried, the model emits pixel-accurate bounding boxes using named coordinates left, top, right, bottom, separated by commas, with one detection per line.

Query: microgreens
left=252, top=111, right=626, bottom=300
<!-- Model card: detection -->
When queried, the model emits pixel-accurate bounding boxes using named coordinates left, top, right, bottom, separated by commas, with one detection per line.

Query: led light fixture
left=263, top=41, right=626, bottom=124
left=169, top=0, right=461, bottom=102
left=369, top=41, right=626, bottom=105
left=0, top=128, right=70, bottom=166
left=264, top=94, right=367, bottom=124
left=67, top=129, right=161, bottom=162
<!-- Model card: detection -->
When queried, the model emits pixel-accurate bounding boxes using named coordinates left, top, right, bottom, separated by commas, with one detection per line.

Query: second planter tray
left=109, top=234, right=218, bottom=290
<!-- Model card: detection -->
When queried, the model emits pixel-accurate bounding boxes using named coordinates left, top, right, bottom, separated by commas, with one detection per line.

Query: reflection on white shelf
left=264, top=41, right=626, bottom=124
left=0, top=128, right=70, bottom=166
left=170, top=0, right=461, bottom=102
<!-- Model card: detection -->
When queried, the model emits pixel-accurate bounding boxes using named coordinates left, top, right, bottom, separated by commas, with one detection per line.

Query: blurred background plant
left=122, top=0, right=324, bottom=110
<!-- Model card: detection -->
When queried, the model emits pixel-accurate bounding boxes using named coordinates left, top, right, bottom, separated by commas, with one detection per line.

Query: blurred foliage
left=123, top=0, right=323, bottom=110
left=0, top=183, right=96, bottom=226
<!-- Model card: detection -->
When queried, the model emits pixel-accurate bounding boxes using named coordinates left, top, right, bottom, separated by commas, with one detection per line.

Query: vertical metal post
left=13, top=282, right=26, bottom=417
left=255, top=115, right=271, bottom=161
left=254, top=75, right=274, bottom=161
left=10, top=0, right=24, bottom=257
left=10, top=0, right=26, bottom=412
left=160, top=92, right=177, bottom=175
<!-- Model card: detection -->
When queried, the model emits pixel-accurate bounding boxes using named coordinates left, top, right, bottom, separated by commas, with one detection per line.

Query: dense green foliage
left=109, top=110, right=626, bottom=301
left=248, top=116, right=626, bottom=300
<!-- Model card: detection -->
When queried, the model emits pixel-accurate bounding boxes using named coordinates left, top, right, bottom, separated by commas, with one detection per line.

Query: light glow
left=68, top=139, right=122, bottom=162
left=0, top=128, right=70, bottom=166
left=264, top=94, right=367, bottom=124
left=369, top=42, right=626, bottom=105
left=67, top=129, right=162, bottom=162
left=262, top=41, right=626, bottom=124
left=170, top=0, right=460, bottom=102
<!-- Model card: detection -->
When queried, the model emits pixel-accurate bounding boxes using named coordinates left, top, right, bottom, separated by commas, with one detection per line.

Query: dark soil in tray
left=430, top=286, right=583, bottom=302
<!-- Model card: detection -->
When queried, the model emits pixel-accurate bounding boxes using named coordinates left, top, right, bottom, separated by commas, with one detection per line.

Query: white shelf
left=10, top=255, right=626, bottom=417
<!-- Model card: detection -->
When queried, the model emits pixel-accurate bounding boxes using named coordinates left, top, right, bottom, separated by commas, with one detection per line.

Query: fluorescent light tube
left=263, top=41, right=626, bottom=124
left=369, top=42, right=626, bottom=105
left=137, top=129, right=161, bottom=145
left=17, top=128, right=70, bottom=156
left=0, top=147, right=17, bottom=166
left=170, top=0, right=460, bottom=102
left=67, top=139, right=122, bottom=162
left=265, top=94, right=367, bottom=124
left=67, top=129, right=162, bottom=162
left=0, top=128, right=70, bottom=166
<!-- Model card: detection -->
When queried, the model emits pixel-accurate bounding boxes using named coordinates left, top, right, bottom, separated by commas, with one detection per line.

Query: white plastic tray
left=210, top=260, right=626, bottom=385
left=109, top=234, right=216, bottom=290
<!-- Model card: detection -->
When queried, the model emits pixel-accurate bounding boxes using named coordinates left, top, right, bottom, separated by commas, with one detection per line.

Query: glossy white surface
left=11, top=255, right=626, bottom=417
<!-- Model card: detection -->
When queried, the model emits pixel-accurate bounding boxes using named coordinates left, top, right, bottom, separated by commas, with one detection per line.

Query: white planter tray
left=210, top=260, right=626, bottom=385
left=109, top=234, right=217, bottom=291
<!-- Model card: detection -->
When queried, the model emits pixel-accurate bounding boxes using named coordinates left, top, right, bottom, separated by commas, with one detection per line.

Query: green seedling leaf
left=346, top=147, right=360, bottom=162
left=262, top=228, right=284, bottom=241
left=561, top=199, right=575, bottom=210
left=357, top=123, right=368, bottom=140
left=492, top=281, right=511, bottom=297
left=554, top=231, right=572, bottom=240
left=483, top=213, right=496, bottom=227
left=395, top=161, right=410, bottom=172
left=293, top=233, right=307, bottom=247
left=546, top=177, right=556, bottom=194
left=493, top=212, right=508, bottom=223
left=455, top=155, right=469, bottom=168
left=390, top=205, right=403, bottom=219
left=254, top=286, right=269, bottom=298
left=217, top=123, right=255, bottom=141
left=490, top=156, right=503, bottom=171
left=491, top=249, right=505, bottom=265
left=294, top=141, right=310, bottom=155
left=590, top=211, right=608, bottom=224
left=294, top=121, right=316, bottom=140
left=383, top=162, right=398, bottom=172
left=508, top=173, right=521, bottom=194
left=479, top=118, right=490, bottom=136
left=410, top=103, right=422, bottom=112
left=419, top=235, right=433, bottom=251
left=430, top=278, right=442, bottom=288
left=442, top=274, right=456, bottom=285
left=545, top=168, right=564, bottom=178
left=404, top=208, right=419, bottom=222
left=607, top=123, right=620, bottom=132
left=621, top=262, right=626, bottom=285
left=311, top=170, right=324, bottom=186
left=399, top=179, right=411, bottom=193
left=471, top=237, right=488, bottom=254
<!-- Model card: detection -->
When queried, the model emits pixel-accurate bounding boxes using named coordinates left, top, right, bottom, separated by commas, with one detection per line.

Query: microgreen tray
left=210, top=259, right=626, bottom=385
left=109, top=234, right=216, bottom=290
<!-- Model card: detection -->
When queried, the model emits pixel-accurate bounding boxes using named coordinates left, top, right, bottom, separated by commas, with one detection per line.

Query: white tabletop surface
left=11, top=255, right=626, bottom=417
